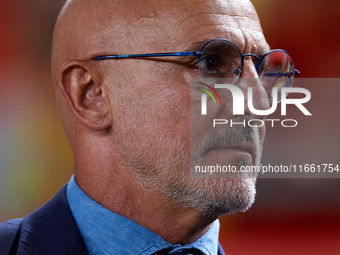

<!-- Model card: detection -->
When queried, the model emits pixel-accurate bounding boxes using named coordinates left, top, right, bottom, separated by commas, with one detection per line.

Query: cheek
left=144, top=85, right=190, bottom=141
left=109, top=59, right=192, bottom=163
left=111, top=78, right=191, bottom=176
left=114, top=77, right=190, bottom=145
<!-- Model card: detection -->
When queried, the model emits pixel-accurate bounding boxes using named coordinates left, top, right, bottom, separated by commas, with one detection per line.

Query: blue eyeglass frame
left=92, top=39, right=300, bottom=78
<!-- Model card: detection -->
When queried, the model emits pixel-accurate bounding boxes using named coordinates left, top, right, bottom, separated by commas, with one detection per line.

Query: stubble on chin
left=116, top=122, right=262, bottom=218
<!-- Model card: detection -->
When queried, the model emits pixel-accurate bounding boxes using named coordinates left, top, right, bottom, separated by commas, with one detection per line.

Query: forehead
left=134, top=0, right=269, bottom=55
left=63, top=0, right=269, bottom=60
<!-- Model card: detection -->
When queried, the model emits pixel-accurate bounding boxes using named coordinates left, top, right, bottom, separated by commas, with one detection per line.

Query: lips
left=207, top=141, right=256, bottom=161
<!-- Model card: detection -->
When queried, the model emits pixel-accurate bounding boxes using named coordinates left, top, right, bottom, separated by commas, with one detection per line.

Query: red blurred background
left=0, top=1, right=339, bottom=254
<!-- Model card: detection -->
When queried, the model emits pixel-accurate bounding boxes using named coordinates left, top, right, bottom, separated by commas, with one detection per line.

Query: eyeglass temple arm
left=92, top=51, right=202, bottom=60
left=263, top=70, right=300, bottom=77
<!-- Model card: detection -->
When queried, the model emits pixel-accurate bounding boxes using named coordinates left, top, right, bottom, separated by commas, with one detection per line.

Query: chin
left=165, top=177, right=257, bottom=219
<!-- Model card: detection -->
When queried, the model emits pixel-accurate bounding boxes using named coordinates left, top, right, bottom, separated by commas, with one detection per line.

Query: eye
left=198, top=55, right=220, bottom=74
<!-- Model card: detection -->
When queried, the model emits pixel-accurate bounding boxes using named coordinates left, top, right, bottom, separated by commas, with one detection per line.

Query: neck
left=75, top=166, right=216, bottom=244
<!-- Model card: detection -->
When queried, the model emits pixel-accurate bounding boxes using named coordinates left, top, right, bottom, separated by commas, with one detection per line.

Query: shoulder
left=0, top=218, right=22, bottom=237
left=8, top=184, right=87, bottom=254
left=0, top=218, right=22, bottom=229
left=0, top=218, right=23, bottom=254
left=218, top=242, right=226, bottom=255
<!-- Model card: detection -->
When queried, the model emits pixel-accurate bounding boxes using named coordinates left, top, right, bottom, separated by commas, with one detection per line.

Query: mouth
left=206, top=141, right=256, bottom=162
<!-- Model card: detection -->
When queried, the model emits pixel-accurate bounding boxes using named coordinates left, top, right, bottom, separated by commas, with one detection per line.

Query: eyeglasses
left=92, top=39, right=299, bottom=102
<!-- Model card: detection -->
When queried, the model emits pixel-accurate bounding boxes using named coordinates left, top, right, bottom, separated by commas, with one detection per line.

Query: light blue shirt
left=67, top=176, right=220, bottom=255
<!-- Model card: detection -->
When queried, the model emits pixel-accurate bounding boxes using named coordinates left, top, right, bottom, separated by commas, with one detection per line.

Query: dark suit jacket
left=0, top=184, right=225, bottom=255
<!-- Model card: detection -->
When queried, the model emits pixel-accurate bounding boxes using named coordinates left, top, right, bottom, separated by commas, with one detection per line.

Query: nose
left=238, top=58, right=270, bottom=120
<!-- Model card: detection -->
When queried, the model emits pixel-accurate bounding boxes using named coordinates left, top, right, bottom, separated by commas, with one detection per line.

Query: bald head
left=52, top=0, right=125, bottom=82
left=52, top=0, right=176, bottom=83
left=51, top=0, right=263, bottom=85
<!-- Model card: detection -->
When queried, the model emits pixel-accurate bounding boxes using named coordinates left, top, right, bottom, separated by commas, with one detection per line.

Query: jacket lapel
left=17, top=184, right=88, bottom=254
left=218, top=243, right=226, bottom=255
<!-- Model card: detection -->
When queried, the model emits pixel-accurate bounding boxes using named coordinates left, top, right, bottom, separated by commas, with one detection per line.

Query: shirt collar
left=67, top=175, right=220, bottom=255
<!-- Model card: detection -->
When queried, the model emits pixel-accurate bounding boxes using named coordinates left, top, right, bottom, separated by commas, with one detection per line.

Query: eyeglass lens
left=259, top=51, right=295, bottom=102
left=198, top=40, right=295, bottom=102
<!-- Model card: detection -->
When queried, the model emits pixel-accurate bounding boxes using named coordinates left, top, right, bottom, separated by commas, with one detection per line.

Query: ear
left=59, top=60, right=112, bottom=131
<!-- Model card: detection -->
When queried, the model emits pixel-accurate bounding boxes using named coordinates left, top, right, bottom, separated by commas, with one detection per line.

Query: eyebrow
left=183, top=39, right=212, bottom=52
left=184, top=39, right=271, bottom=57
left=256, top=43, right=271, bottom=58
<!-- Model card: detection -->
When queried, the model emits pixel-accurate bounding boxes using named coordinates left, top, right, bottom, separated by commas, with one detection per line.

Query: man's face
left=105, top=0, right=269, bottom=217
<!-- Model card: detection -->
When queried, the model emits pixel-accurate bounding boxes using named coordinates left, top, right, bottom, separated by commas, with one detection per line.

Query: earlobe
left=59, top=60, right=112, bottom=131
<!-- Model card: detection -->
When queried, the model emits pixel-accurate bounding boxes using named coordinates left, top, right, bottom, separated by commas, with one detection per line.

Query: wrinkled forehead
left=137, top=1, right=265, bottom=57
left=164, top=0, right=268, bottom=54
left=116, top=0, right=267, bottom=53
left=52, top=0, right=267, bottom=71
